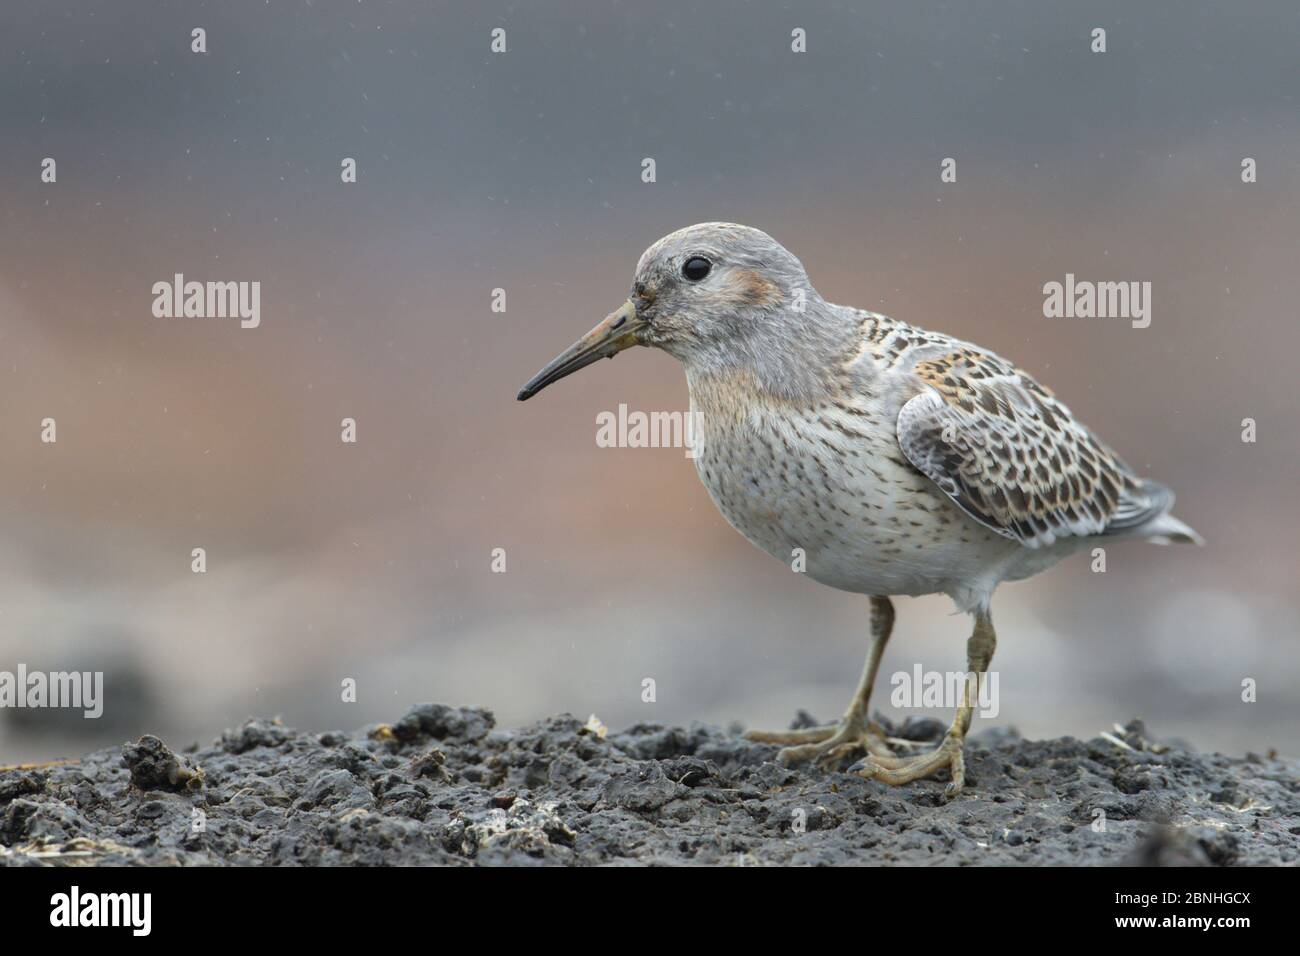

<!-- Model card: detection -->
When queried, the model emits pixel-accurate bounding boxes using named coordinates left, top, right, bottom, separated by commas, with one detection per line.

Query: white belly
left=689, top=394, right=1033, bottom=604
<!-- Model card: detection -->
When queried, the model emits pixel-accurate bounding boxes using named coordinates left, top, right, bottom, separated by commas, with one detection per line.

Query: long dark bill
left=517, top=299, right=643, bottom=401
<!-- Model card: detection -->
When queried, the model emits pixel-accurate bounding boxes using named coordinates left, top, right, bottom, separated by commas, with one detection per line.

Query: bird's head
left=517, top=222, right=825, bottom=401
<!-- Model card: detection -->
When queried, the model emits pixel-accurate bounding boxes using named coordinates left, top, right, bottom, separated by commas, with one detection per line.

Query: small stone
left=122, top=735, right=204, bottom=792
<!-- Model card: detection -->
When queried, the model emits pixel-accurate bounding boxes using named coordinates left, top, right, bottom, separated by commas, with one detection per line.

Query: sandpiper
left=518, top=223, right=1201, bottom=799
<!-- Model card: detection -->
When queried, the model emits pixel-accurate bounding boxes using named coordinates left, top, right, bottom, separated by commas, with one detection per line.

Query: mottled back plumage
left=886, top=328, right=1165, bottom=549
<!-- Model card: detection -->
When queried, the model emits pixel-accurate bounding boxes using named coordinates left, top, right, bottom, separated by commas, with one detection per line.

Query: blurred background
left=1, top=0, right=1296, bottom=762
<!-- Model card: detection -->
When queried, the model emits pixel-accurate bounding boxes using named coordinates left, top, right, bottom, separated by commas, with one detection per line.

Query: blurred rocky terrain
left=1, top=705, right=1294, bottom=866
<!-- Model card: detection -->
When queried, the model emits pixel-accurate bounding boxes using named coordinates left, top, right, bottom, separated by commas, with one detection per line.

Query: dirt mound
left=1, top=705, right=1294, bottom=866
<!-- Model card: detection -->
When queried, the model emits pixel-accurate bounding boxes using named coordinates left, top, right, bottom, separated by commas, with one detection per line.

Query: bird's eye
left=681, top=256, right=712, bottom=281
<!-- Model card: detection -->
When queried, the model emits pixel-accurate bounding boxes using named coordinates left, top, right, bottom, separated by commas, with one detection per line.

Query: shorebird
left=518, top=223, right=1201, bottom=799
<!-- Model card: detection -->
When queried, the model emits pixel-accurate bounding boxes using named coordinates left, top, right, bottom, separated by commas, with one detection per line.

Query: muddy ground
left=0, top=704, right=1295, bottom=866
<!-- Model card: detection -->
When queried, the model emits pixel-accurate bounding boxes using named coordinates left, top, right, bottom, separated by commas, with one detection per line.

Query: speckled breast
left=689, top=392, right=993, bottom=598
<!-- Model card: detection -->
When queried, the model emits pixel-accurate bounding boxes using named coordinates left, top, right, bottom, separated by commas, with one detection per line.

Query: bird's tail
left=1105, top=479, right=1204, bottom=546
left=1139, top=511, right=1204, bottom=546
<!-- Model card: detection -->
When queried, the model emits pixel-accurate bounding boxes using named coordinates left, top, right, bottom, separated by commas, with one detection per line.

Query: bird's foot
left=850, top=731, right=967, bottom=801
left=744, top=718, right=897, bottom=768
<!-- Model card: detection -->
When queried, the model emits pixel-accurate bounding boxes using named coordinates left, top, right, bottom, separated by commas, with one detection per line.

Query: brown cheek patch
left=727, top=269, right=781, bottom=306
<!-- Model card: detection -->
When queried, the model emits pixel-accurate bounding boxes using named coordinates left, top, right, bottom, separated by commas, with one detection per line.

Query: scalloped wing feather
left=895, top=346, right=1155, bottom=549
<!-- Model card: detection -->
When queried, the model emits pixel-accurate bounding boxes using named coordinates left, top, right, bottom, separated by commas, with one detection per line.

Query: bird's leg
left=744, top=597, right=897, bottom=765
left=853, top=607, right=997, bottom=801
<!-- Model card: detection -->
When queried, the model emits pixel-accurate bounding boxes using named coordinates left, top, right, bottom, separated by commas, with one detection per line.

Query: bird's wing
left=894, top=342, right=1158, bottom=549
